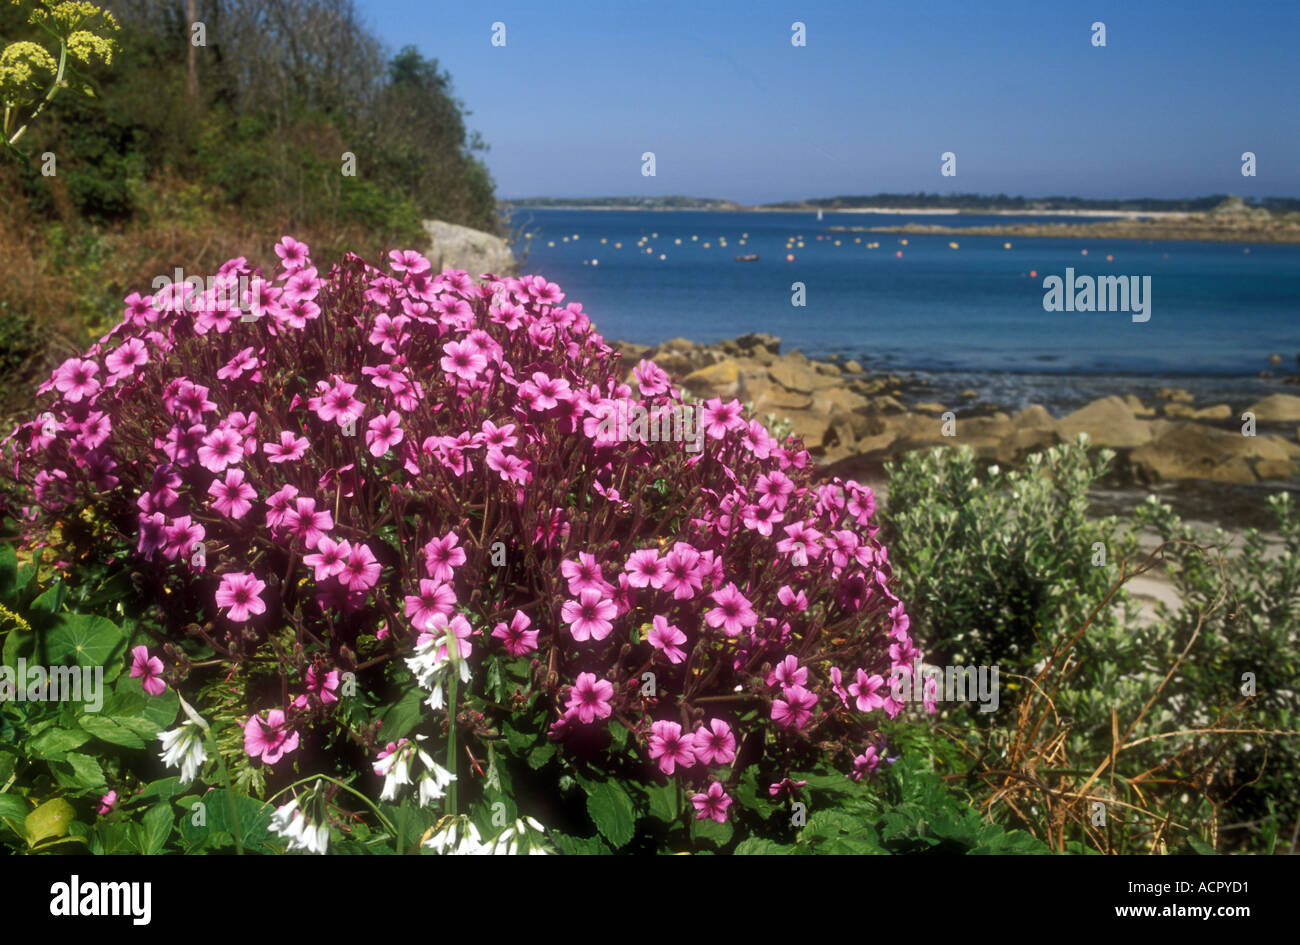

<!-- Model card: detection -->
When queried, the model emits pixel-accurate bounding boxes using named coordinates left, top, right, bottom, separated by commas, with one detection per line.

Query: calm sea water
left=509, top=208, right=1300, bottom=411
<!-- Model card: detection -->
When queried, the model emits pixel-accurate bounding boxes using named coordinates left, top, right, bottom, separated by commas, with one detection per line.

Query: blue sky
left=355, top=0, right=1300, bottom=203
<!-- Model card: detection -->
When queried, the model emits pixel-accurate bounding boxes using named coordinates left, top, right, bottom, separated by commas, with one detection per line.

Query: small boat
left=734, top=253, right=760, bottom=262
left=817, top=209, right=824, bottom=221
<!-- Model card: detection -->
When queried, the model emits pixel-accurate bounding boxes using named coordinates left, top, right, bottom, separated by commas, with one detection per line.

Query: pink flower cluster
left=2, top=238, right=923, bottom=811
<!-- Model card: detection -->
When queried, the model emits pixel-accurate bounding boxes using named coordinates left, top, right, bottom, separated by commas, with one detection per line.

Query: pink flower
left=215, top=572, right=267, bottom=623
left=440, top=340, right=488, bottom=381
left=341, top=542, right=381, bottom=592
left=365, top=411, right=404, bottom=457
left=647, top=615, right=687, bottom=664
left=690, top=781, right=732, bottom=823
left=105, top=338, right=148, bottom=380
left=660, top=544, right=704, bottom=600
left=519, top=371, right=571, bottom=411
left=217, top=347, right=260, bottom=381
left=129, top=645, right=166, bottom=696
left=198, top=428, right=243, bottom=473
left=633, top=359, right=670, bottom=396
left=561, top=552, right=611, bottom=596
left=624, top=549, right=667, bottom=589
left=208, top=468, right=256, bottom=519
left=769, top=777, right=808, bottom=798
left=274, top=235, right=310, bottom=271
left=705, top=582, right=758, bottom=637
left=692, top=719, right=736, bottom=766
left=293, top=667, right=340, bottom=709
left=772, top=684, right=818, bottom=730
left=850, top=745, right=883, bottom=782
left=308, top=377, right=364, bottom=426
left=265, top=484, right=300, bottom=528
left=700, top=397, right=745, bottom=439
left=97, top=790, right=118, bottom=815
left=283, top=497, right=334, bottom=549
left=243, top=709, right=300, bottom=764
left=422, top=532, right=466, bottom=583
left=647, top=720, right=697, bottom=775
left=404, top=579, right=456, bottom=631
left=561, top=588, right=616, bottom=642
left=766, top=655, right=807, bottom=689
left=53, top=358, right=101, bottom=403
left=848, top=669, right=887, bottom=713
left=264, top=430, right=309, bottom=463
left=420, top=613, right=473, bottom=663
left=776, top=521, right=823, bottom=567
left=492, top=610, right=538, bottom=657
left=565, top=672, right=613, bottom=724
left=303, top=537, right=352, bottom=582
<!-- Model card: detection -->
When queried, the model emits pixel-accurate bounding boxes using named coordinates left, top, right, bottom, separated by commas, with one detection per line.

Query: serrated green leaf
left=140, top=802, right=172, bottom=854
left=584, top=779, right=636, bottom=849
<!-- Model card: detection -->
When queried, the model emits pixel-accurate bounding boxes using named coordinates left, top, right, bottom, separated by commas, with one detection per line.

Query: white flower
left=375, top=745, right=412, bottom=802
left=269, top=797, right=299, bottom=834
left=158, top=721, right=207, bottom=786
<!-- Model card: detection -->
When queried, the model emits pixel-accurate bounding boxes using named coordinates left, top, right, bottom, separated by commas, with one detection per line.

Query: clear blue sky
left=355, top=0, right=1300, bottom=203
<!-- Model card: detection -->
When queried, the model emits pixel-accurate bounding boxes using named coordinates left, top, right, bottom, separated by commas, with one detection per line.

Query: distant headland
left=502, top=194, right=1300, bottom=243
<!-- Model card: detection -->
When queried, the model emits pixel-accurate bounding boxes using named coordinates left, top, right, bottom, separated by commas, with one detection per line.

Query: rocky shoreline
left=613, top=334, right=1300, bottom=490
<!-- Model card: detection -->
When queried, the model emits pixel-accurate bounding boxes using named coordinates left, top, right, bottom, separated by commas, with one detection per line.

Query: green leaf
left=137, top=777, right=183, bottom=800
left=44, top=613, right=125, bottom=670
left=548, top=830, right=611, bottom=855
left=28, top=725, right=91, bottom=758
left=584, top=779, right=636, bottom=849
left=734, top=837, right=793, bottom=854
left=0, top=793, right=28, bottom=823
left=378, top=687, right=423, bottom=742
left=139, top=802, right=172, bottom=854
left=26, top=797, right=75, bottom=846
left=0, top=544, right=16, bottom=598
left=29, top=584, right=66, bottom=615
left=63, top=752, right=107, bottom=790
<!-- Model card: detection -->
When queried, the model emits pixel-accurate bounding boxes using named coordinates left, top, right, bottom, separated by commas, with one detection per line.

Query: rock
left=912, top=402, right=948, bottom=415
left=1129, top=422, right=1298, bottom=484
left=734, top=333, right=781, bottom=355
left=770, top=357, right=839, bottom=393
left=1122, top=394, right=1155, bottom=417
left=661, top=337, right=695, bottom=352
left=1155, top=387, right=1195, bottom=403
left=1257, top=459, right=1298, bottom=480
left=421, top=219, right=516, bottom=275
left=869, top=395, right=906, bottom=413
left=843, top=360, right=864, bottom=374
left=612, top=340, right=650, bottom=362
left=1246, top=394, right=1300, bottom=422
left=1165, top=403, right=1232, bottom=422
left=826, top=353, right=840, bottom=362
left=742, top=375, right=807, bottom=410
left=817, top=387, right=870, bottom=414
left=1011, top=404, right=1058, bottom=430
left=1270, top=353, right=1283, bottom=364
left=649, top=352, right=692, bottom=376
left=813, top=360, right=842, bottom=376
left=680, top=360, right=741, bottom=399
left=961, top=389, right=979, bottom=400
left=1058, top=396, right=1154, bottom=448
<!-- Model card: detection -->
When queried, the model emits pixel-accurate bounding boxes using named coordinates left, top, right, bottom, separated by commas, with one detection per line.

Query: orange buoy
left=786, top=254, right=794, bottom=262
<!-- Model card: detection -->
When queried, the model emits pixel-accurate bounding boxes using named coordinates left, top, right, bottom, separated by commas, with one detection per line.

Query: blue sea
left=508, top=208, right=1300, bottom=413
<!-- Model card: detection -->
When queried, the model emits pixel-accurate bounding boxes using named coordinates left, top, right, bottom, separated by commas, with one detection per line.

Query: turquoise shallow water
left=508, top=209, right=1300, bottom=390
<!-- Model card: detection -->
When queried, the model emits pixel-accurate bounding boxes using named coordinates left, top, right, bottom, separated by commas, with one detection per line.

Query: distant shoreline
left=505, top=204, right=1181, bottom=218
